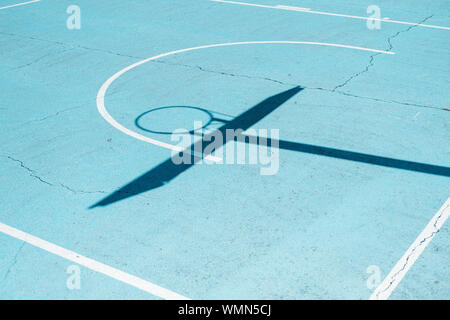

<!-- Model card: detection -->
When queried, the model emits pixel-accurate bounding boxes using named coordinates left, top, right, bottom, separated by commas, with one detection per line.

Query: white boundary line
left=0, top=222, right=190, bottom=300
left=97, top=40, right=394, bottom=163
left=370, top=197, right=450, bottom=300
left=0, top=0, right=40, bottom=11
left=211, top=0, right=450, bottom=31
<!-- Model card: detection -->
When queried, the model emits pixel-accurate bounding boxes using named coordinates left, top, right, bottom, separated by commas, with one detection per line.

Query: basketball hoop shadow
left=90, top=86, right=450, bottom=208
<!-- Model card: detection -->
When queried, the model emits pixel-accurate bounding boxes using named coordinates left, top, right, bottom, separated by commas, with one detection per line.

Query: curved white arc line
left=97, top=41, right=395, bottom=162
left=97, top=70, right=222, bottom=162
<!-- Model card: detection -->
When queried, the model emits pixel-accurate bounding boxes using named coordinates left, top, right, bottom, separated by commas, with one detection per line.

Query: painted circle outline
left=96, top=41, right=394, bottom=160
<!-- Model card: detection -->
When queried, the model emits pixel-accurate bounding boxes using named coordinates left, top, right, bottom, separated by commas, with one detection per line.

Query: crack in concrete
left=59, top=183, right=107, bottom=195
left=2, top=25, right=445, bottom=118
left=76, top=45, right=144, bottom=60
left=332, top=15, right=434, bottom=92
left=1, top=155, right=152, bottom=202
left=152, top=59, right=288, bottom=85
left=20, top=105, right=83, bottom=126
left=152, top=58, right=444, bottom=111
left=3, top=155, right=53, bottom=186
left=376, top=203, right=449, bottom=298
left=333, top=54, right=377, bottom=91
left=0, top=242, right=25, bottom=287
left=1, top=155, right=106, bottom=195
left=330, top=89, right=443, bottom=111
left=0, top=31, right=144, bottom=60
left=4, top=48, right=72, bottom=73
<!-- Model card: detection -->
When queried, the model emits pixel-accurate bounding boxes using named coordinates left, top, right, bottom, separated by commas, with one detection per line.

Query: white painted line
left=0, top=222, right=190, bottom=300
left=370, top=198, right=450, bottom=300
left=211, top=0, right=450, bottom=31
left=211, top=0, right=274, bottom=10
left=275, top=5, right=310, bottom=12
left=0, top=0, right=40, bottom=11
left=97, top=41, right=393, bottom=161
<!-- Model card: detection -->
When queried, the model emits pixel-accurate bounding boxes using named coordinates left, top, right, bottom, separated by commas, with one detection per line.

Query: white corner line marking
left=97, top=41, right=393, bottom=162
left=370, top=197, right=450, bottom=300
left=0, top=222, right=190, bottom=300
left=211, top=0, right=450, bottom=31
left=0, top=0, right=40, bottom=11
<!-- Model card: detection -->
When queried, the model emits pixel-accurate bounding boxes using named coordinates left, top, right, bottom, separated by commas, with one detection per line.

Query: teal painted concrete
left=0, top=0, right=449, bottom=299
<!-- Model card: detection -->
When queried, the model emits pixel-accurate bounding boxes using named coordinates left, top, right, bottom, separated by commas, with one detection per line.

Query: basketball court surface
left=0, top=0, right=449, bottom=299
